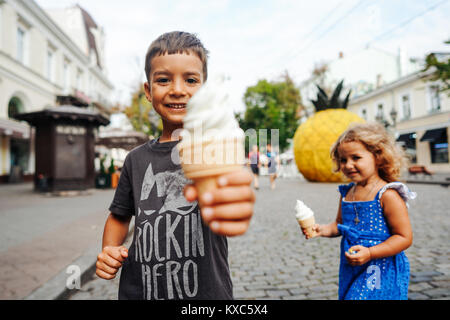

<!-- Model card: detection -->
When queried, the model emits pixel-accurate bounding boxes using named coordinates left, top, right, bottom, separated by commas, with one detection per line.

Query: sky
left=35, top=0, right=450, bottom=113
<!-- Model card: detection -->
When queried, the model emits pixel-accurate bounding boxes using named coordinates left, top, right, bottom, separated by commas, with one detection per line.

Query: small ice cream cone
left=297, top=216, right=317, bottom=238
left=295, top=200, right=317, bottom=238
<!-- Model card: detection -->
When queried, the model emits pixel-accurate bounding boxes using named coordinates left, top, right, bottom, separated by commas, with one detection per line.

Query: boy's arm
left=102, top=213, right=131, bottom=248
left=96, top=213, right=131, bottom=280
left=184, top=168, right=255, bottom=237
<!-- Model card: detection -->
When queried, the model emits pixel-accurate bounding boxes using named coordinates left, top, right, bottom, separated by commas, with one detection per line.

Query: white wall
left=348, top=73, right=450, bottom=124
left=0, top=0, right=113, bottom=113
left=299, top=47, right=421, bottom=112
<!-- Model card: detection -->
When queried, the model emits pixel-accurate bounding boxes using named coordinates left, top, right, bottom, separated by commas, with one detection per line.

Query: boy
left=95, top=31, right=255, bottom=300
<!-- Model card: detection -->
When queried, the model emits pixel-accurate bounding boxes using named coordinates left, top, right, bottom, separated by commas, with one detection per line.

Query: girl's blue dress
left=338, top=182, right=416, bottom=300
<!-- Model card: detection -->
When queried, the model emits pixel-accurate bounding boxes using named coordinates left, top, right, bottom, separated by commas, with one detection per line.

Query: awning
left=420, top=128, right=447, bottom=142
left=96, top=129, right=149, bottom=150
left=0, top=118, right=31, bottom=140
left=14, top=105, right=110, bottom=126
left=396, top=133, right=413, bottom=142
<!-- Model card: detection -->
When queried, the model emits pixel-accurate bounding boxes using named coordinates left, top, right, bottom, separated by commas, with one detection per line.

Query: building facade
left=299, top=46, right=420, bottom=118
left=0, top=0, right=113, bottom=182
left=348, top=69, right=450, bottom=173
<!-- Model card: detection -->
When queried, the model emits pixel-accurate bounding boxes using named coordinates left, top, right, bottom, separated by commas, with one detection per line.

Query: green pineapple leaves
left=311, top=80, right=352, bottom=112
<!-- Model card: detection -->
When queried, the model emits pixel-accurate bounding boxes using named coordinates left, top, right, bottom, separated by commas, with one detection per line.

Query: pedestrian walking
left=301, top=123, right=415, bottom=300
left=248, top=145, right=260, bottom=190
left=266, top=144, right=279, bottom=190
left=95, top=31, right=255, bottom=300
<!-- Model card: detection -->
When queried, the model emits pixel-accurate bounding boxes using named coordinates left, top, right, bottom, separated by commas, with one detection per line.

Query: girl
left=303, top=123, right=416, bottom=300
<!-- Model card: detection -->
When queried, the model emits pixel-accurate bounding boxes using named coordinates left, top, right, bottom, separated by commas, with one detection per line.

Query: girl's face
left=338, top=141, right=379, bottom=183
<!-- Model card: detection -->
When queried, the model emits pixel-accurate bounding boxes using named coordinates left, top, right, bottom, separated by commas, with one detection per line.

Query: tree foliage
left=123, top=84, right=162, bottom=137
left=423, top=40, right=450, bottom=95
left=236, top=72, right=302, bottom=152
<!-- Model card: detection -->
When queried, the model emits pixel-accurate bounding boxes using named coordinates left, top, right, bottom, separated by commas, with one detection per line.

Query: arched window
left=8, top=97, right=24, bottom=119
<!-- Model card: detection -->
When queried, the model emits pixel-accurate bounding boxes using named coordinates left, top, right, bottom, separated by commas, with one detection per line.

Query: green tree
left=423, top=40, right=450, bottom=95
left=124, top=84, right=163, bottom=137
left=236, top=72, right=302, bottom=152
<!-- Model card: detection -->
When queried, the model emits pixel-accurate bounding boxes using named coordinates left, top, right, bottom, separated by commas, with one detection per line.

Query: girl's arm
left=346, top=189, right=413, bottom=265
left=369, top=189, right=413, bottom=259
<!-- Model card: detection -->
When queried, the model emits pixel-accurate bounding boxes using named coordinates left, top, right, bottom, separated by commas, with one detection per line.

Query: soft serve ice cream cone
left=295, top=200, right=317, bottom=238
left=177, top=76, right=245, bottom=207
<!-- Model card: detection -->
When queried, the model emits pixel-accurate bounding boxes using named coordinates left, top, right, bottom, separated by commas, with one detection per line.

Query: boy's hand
left=184, top=168, right=255, bottom=237
left=344, top=245, right=371, bottom=266
left=96, top=246, right=128, bottom=280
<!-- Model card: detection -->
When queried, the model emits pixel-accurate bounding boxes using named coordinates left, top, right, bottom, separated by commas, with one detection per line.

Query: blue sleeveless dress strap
left=336, top=182, right=412, bottom=300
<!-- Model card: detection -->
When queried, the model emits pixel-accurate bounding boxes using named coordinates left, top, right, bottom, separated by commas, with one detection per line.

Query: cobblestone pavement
left=68, top=178, right=450, bottom=300
left=0, top=183, right=115, bottom=299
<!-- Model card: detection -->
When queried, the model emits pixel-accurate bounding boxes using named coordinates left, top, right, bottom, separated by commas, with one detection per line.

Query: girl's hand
left=345, top=245, right=372, bottom=266
left=302, top=224, right=321, bottom=239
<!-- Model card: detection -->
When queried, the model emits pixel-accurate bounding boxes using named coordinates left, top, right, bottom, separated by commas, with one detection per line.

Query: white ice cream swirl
left=182, top=75, right=244, bottom=139
left=295, top=200, right=314, bottom=220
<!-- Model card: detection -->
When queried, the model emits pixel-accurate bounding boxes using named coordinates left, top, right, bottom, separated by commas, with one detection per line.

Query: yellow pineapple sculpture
left=294, top=81, right=365, bottom=182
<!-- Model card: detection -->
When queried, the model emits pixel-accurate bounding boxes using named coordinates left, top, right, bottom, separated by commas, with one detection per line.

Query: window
left=397, top=133, right=417, bottom=163
left=401, top=94, right=411, bottom=120
left=428, top=85, right=441, bottom=113
left=17, top=27, right=25, bottom=63
left=63, top=59, right=70, bottom=93
left=76, top=68, right=83, bottom=91
left=420, top=128, right=448, bottom=164
left=8, top=96, right=24, bottom=119
left=360, top=108, right=368, bottom=120
left=430, top=130, right=448, bottom=164
left=375, top=103, right=385, bottom=123
left=46, top=49, right=54, bottom=81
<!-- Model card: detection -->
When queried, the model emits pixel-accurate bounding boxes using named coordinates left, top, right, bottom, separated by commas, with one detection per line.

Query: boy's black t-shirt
left=109, top=139, right=233, bottom=300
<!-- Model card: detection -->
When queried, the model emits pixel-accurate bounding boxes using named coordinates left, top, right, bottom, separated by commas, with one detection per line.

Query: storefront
left=420, top=127, right=449, bottom=164
left=396, top=132, right=417, bottom=163
left=0, top=118, right=33, bottom=183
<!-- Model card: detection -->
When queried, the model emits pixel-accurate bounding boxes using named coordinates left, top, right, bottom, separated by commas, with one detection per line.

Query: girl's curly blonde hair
left=330, top=123, right=408, bottom=182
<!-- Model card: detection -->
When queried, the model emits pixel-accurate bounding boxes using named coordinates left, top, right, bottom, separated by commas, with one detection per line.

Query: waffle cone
left=297, top=216, right=317, bottom=238
left=178, top=137, right=245, bottom=207
left=178, top=136, right=245, bottom=179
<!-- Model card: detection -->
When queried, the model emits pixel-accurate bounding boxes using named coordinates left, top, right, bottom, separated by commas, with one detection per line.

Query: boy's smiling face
left=144, top=52, right=204, bottom=129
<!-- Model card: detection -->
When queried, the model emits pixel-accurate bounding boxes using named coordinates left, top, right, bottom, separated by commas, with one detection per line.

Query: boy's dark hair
left=145, top=31, right=209, bottom=83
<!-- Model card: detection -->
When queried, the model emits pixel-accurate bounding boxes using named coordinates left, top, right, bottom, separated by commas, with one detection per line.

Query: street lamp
left=389, top=107, right=397, bottom=128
